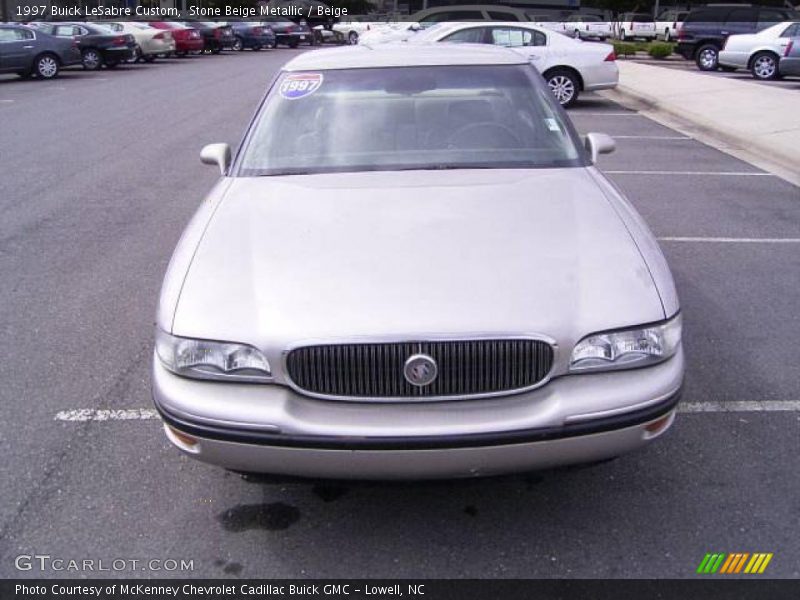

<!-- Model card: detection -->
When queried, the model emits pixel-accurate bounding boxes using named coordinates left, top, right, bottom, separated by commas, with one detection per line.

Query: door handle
left=720, top=31, right=729, bottom=35
left=24, top=45, right=34, bottom=48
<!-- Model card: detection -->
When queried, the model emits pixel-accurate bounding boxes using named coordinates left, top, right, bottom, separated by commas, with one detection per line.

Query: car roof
left=282, top=43, right=528, bottom=71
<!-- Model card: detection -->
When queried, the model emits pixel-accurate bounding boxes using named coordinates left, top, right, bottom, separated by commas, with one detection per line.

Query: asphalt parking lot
left=634, top=57, right=800, bottom=90
left=1, top=50, right=798, bottom=579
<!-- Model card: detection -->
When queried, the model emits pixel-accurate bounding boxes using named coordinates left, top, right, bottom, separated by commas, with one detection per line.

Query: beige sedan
left=93, top=22, right=176, bottom=62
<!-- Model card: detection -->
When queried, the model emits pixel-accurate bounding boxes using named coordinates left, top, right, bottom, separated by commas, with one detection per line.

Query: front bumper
left=153, top=347, right=684, bottom=479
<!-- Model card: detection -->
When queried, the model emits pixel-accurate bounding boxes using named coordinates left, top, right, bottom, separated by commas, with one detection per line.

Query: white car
left=719, top=21, right=800, bottom=79
left=561, top=14, right=614, bottom=41
left=655, top=10, right=688, bottom=42
left=332, top=17, right=393, bottom=45
left=410, top=22, right=619, bottom=107
left=93, top=21, right=176, bottom=61
left=616, top=13, right=657, bottom=41
left=358, top=22, right=422, bottom=45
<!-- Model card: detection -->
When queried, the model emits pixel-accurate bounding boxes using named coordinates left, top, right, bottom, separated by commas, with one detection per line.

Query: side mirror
left=408, top=22, right=421, bottom=31
left=200, top=143, right=231, bottom=175
left=584, top=132, right=615, bottom=164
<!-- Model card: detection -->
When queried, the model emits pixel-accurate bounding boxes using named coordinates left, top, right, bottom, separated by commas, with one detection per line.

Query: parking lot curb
left=598, top=64, right=800, bottom=187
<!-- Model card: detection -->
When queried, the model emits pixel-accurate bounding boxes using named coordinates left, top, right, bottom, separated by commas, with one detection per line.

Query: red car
left=148, top=22, right=204, bottom=56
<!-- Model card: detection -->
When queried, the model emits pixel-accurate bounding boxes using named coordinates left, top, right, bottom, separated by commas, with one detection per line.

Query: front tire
left=546, top=69, right=579, bottom=108
left=619, top=28, right=627, bottom=41
left=232, top=36, right=244, bottom=51
left=573, top=29, right=581, bottom=39
left=348, top=31, right=358, bottom=45
left=695, top=44, right=719, bottom=71
left=34, top=53, right=59, bottom=79
left=82, top=48, right=102, bottom=71
left=750, top=51, right=779, bottom=80
left=664, top=29, right=671, bottom=41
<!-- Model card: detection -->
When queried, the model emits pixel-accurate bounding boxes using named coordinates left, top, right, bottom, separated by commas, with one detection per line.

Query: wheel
left=750, top=51, right=779, bottom=80
left=573, top=29, right=581, bottom=39
left=129, top=44, right=142, bottom=63
left=34, top=53, right=59, bottom=79
left=232, top=36, right=244, bottom=51
left=82, top=48, right=102, bottom=70
left=546, top=69, right=579, bottom=108
left=664, top=28, right=671, bottom=42
left=619, top=28, right=626, bottom=40
left=348, top=31, right=358, bottom=45
left=695, top=44, right=719, bottom=71
left=269, top=40, right=277, bottom=49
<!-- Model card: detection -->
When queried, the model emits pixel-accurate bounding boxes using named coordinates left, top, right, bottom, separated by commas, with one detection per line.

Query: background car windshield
left=238, top=65, right=583, bottom=176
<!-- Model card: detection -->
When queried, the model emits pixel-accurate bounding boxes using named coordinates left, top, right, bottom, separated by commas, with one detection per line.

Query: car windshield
left=237, top=65, right=584, bottom=176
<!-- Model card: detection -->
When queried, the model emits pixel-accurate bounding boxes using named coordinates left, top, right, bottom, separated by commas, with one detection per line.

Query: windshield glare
left=237, top=65, right=584, bottom=176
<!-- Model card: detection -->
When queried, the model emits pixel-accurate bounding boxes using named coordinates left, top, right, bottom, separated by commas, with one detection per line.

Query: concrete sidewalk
left=599, top=62, right=800, bottom=185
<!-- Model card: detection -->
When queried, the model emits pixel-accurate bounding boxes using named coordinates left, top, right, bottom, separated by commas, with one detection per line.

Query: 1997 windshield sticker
left=279, top=73, right=323, bottom=99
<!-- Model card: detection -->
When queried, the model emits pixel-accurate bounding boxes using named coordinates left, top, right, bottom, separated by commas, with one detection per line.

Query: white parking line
left=55, top=401, right=800, bottom=423
left=55, top=408, right=158, bottom=422
left=0, top=99, right=14, bottom=104
left=605, top=171, right=773, bottom=176
left=572, top=112, right=640, bottom=116
left=659, top=237, right=800, bottom=244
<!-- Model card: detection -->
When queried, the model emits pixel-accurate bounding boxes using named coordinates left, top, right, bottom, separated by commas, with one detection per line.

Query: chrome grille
left=285, top=339, right=554, bottom=399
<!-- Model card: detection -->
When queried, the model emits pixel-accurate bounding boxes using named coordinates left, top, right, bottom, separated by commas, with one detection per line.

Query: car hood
left=172, top=169, right=664, bottom=353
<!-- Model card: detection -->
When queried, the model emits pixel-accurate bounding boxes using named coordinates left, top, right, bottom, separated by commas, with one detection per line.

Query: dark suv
left=677, top=5, right=799, bottom=70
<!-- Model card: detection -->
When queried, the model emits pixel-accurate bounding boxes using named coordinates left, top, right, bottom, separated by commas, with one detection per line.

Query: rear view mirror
left=200, top=143, right=231, bottom=175
left=584, top=132, right=615, bottom=164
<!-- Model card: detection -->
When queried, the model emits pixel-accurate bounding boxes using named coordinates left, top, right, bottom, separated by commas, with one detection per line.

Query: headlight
left=155, top=329, right=271, bottom=382
left=569, top=314, right=681, bottom=373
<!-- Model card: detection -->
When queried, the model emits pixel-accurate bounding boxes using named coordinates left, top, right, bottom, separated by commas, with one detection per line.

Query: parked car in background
left=527, top=15, right=568, bottom=33
left=411, top=3, right=534, bottom=27
left=225, top=21, right=277, bottom=51
left=616, top=13, right=657, bottom=40
left=148, top=22, right=204, bottom=57
left=92, top=21, right=175, bottom=62
left=358, top=22, right=422, bottom=45
left=778, top=36, right=800, bottom=75
left=32, top=22, right=136, bottom=70
left=677, top=5, right=800, bottom=70
left=411, top=22, right=618, bottom=107
left=719, top=21, right=800, bottom=79
left=562, top=14, right=613, bottom=40
left=178, top=21, right=236, bottom=54
left=0, top=23, right=81, bottom=79
left=264, top=17, right=315, bottom=47
left=332, top=16, right=389, bottom=45
left=153, top=44, right=683, bottom=480
left=655, top=9, right=688, bottom=41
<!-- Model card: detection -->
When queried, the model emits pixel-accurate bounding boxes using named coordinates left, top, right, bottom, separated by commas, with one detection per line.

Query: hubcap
left=548, top=75, right=575, bottom=105
left=84, top=51, right=100, bottom=69
left=754, top=56, right=775, bottom=78
left=700, top=49, right=716, bottom=69
left=349, top=33, right=358, bottom=44
left=234, top=39, right=242, bottom=50
left=38, top=57, right=57, bottom=77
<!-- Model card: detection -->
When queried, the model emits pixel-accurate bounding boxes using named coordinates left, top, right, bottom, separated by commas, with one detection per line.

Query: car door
left=0, top=27, right=37, bottom=72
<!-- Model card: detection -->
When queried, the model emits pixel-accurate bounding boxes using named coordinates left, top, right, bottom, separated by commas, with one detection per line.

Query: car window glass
left=0, top=28, right=17, bottom=42
left=18, top=28, right=34, bottom=40
left=490, top=27, right=536, bottom=47
left=726, top=9, right=757, bottom=23
left=488, top=11, right=520, bottom=21
left=758, top=10, right=785, bottom=24
left=422, top=11, right=484, bottom=23
left=781, top=23, right=800, bottom=36
left=442, top=27, right=485, bottom=43
left=685, top=9, right=728, bottom=23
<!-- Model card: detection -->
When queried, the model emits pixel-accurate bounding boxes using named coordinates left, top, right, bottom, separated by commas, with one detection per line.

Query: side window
left=441, top=27, right=485, bottom=44
left=17, top=28, right=34, bottom=40
left=725, top=8, right=757, bottom=23
left=0, top=28, right=17, bottom=42
left=54, top=25, right=73, bottom=37
left=490, top=27, right=540, bottom=47
left=758, top=9, right=786, bottom=25
left=488, top=11, right=520, bottom=21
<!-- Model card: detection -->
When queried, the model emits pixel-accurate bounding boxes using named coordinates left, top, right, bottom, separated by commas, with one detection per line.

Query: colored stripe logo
left=697, top=553, right=773, bottom=574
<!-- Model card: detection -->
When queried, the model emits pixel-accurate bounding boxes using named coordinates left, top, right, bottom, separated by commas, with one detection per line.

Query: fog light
left=165, top=424, right=200, bottom=452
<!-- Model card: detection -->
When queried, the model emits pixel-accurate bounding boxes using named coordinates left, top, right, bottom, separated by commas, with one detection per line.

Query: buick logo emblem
left=404, top=354, right=438, bottom=387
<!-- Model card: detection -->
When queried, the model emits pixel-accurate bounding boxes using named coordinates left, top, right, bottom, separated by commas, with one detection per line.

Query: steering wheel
left=445, top=122, right=523, bottom=149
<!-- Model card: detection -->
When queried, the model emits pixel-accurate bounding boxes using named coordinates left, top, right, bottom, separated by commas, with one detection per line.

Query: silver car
left=153, top=44, right=684, bottom=480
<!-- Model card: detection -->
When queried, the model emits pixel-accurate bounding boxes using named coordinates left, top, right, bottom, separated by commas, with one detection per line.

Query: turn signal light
left=604, top=51, right=616, bottom=62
